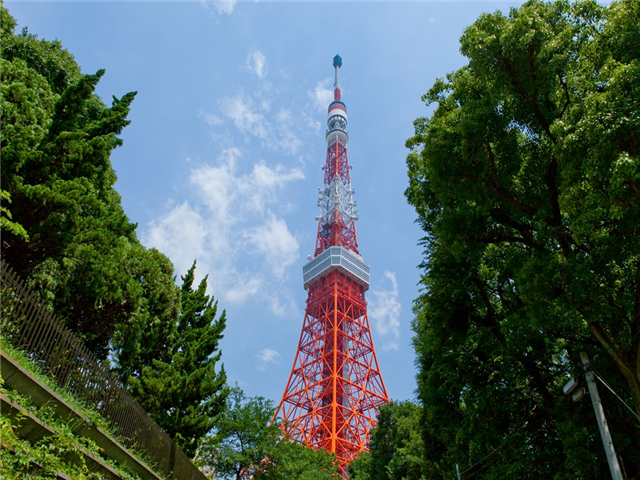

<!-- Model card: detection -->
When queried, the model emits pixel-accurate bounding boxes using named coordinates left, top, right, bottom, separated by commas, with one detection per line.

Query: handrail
left=0, top=262, right=207, bottom=480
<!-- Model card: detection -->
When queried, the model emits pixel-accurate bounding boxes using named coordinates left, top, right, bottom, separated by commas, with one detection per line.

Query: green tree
left=260, top=439, right=337, bottom=480
left=349, top=401, right=424, bottom=480
left=1, top=9, right=231, bottom=462
left=405, top=0, right=639, bottom=478
left=120, top=261, right=228, bottom=458
left=347, top=451, right=372, bottom=480
left=0, top=6, right=184, bottom=365
left=199, top=387, right=338, bottom=480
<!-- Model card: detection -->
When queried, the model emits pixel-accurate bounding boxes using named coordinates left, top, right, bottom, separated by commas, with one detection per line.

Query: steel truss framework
left=278, top=273, right=388, bottom=478
left=277, top=55, right=389, bottom=479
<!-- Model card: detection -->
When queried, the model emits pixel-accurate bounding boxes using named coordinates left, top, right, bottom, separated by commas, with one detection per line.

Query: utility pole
left=580, top=351, right=623, bottom=480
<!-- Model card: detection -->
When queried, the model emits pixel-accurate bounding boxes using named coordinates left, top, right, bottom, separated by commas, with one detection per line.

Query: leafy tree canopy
left=406, top=0, right=639, bottom=478
left=349, top=401, right=424, bottom=480
left=198, top=387, right=338, bottom=480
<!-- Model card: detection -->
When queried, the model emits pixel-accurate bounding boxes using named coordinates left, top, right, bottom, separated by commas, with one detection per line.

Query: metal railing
left=0, top=262, right=207, bottom=480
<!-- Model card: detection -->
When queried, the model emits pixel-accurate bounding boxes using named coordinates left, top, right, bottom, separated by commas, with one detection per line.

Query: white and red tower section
left=276, top=55, right=389, bottom=479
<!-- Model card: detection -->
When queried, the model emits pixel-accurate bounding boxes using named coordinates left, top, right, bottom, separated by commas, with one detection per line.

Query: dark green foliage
left=1, top=23, right=81, bottom=95
left=0, top=2, right=183, bottom=376
left=406, top=0, right=640, bottom=478
left=0, top=5, right=157, bottom=357
left=349, top=401, right=424, bottom=480
left=199, top=387, right=338, bottom=480
left=119, top=262, right=228, bottom=458
left=0, top=191, right=28, bottom=240
left=1, top=9, right=229, bottom=459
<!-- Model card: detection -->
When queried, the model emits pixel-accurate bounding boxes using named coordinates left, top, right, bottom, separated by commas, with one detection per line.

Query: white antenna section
left=315, top=174, right=359, bottom=225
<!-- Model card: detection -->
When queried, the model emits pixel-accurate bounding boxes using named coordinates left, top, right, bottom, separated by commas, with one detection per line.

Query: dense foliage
left=0, top=359, right=140, bottom=480
left=198, top=387, right=338, bottom=480
left=1, top=4, right=143, bottom=357
left=0, top=6, right=228, bottom=460
left=406, top=0, right=639, bottom=478
left=116, top=262, right=229, bottom=458
left=349, top=401, right=424, bottom=480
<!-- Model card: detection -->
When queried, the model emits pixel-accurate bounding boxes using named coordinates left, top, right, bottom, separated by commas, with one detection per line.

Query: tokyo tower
left=276, top=55, right=389, bottom=479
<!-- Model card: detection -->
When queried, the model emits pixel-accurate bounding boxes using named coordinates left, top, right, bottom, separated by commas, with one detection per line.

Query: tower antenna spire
left=333, top=54, right=342, bottom=101
left=276, top=55, right=389, bottom=480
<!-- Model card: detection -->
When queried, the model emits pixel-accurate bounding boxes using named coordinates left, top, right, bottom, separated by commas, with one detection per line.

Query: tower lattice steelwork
left=276, top=55, right=389, bottom=479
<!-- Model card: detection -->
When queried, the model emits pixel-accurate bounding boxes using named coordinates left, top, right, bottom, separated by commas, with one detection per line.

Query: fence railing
left=0, top=262, right=207, bottom=480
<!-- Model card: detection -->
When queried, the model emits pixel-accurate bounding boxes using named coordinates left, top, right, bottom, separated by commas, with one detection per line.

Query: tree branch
left=633, top=261, right=640, bottom=357
left=473, top=277, right=556, bottom=409
left=489, top=208, right=545, bottom=251
left=500, top=56, right=555, bottom=143
left=484, top=144, right=540, bottom=217
left=477, top=235, right=545, bottom=252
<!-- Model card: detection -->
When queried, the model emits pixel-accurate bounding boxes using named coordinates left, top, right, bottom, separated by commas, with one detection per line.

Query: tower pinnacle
left=333, top=54, right=342, bottom=101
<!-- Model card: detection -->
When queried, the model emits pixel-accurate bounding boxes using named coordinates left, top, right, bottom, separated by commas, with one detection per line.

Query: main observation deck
left=303, top=246, right=370, bottom=291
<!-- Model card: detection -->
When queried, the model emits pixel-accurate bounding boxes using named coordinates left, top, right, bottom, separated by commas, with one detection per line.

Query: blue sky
left=7, top=0, right=523, bottom=405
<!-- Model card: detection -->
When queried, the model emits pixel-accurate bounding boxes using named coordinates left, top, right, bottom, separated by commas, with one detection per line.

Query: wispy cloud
left=145, top=56, right=332, bottom=318
left=215, top=0, right=236, bottom=15
left=143, top=148, right=304, bottom=316
left=256, top=348, right=282, bottom=371
left=198, top=109, right=224, bottom=127
left=368, top=271, right=401, bottom=351
left=200, top=0, right=236, bottom=16
left=221, top=93, right=269, bottom=139
left=212, top=93, right=303, bottom=155
left=246, top=48, right=267, bottom=79
left=245, top=213, right=300, bottom=280
left=145, top=202, right=208, bottom=275
left=309, top=78, right=333, bottom=112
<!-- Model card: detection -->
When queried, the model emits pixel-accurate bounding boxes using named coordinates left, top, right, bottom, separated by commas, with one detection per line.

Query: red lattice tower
left=276, top=55, right=389, bottom=479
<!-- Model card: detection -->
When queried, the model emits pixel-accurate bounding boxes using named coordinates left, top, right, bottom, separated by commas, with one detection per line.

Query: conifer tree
left=0, top=6, right=166, bottom=358
left=130, top=261, right=228, bottom=458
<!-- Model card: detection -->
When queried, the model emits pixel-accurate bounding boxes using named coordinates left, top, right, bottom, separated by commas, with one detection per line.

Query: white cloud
left=199, top=0, right=236, bottom=17
left=309, top=78, right=333, bottom=112
left=368, top=271, right=401, bottom=351
left=245, top=214, right=300, bottom=280
left=198, top=109, right=223, bottom=127
left=255, top=348, right=282, bottom=371
left=216, top=95, right=304, bottom=155
left=144, top=148, right=304, bottom=316
left=274, top=132, right=303, bottom=156
left=145, top=202, right=208, bottom=277
left=276, top=108, right=293, bottom=123
left=215, top=0, right=236, bottom=15
left=189, top=148, right=240, bottom=226
left=221, top=93, right=268, bottom=139
left=242, top=161, right=304, bottom=213
left=145, top=57, right=326, bottom=316
left=226, top=276, right=263, bottom=304
left=246, top=48, right=267, bottom=79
